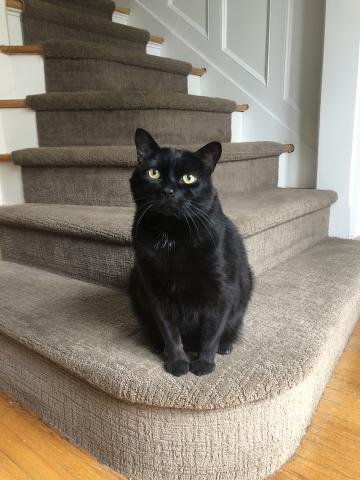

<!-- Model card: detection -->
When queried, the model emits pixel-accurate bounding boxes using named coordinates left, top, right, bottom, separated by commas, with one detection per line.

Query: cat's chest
left=142, top=234, right=218, bottom=284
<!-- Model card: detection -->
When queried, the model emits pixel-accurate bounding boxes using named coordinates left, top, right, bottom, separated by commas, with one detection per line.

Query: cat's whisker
left=188, top=201, right=216, bottom=228
left=184, top=205, right=200, bottom=238
left=135, top=203, right=154, bottom=233
left=186, top=204, right=216, bottom=247
left=183, top=210, right=192, bottom=240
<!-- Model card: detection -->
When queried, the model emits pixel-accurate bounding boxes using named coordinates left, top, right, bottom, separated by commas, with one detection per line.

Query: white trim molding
left=221, top=0, right=271, bottom=86
left=167, top=0, right=209, bottom=39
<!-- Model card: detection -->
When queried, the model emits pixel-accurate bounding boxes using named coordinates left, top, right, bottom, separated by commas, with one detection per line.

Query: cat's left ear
left=135, top=128, right=160, bottom=163
left=195, top=142, right=222, bottom=174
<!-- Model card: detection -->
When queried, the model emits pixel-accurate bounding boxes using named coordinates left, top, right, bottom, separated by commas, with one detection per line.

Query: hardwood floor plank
left=271, top=319, right=360, bottom=479
left=0, top=451, right=30, bottom=480
left=0, top=393, right=125, bottom=480
left=0, top=423, right=67, bottom=480
left=0, top=408, right=123, bottom=480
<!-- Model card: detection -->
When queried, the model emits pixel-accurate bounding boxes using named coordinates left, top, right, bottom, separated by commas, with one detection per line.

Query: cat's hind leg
left=218, top=303, right=246, bottom=354
left=129, top=270, right=164, bottom=353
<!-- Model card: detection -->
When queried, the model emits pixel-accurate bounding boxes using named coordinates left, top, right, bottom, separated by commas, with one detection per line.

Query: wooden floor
left=1, top=321, right=359, bottom=480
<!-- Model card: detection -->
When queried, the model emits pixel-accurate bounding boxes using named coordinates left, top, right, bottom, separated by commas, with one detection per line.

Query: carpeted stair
left=1, top=0, right=360, bottom=479
left=22, top=0, right=150, bottom=50
left=13, top=142, right=284, bottom=204
left=39, top=39, right=193, bottom=92
left=0, top=189, right=336, bottom=286
left=25, top=91, right=236, bottom=146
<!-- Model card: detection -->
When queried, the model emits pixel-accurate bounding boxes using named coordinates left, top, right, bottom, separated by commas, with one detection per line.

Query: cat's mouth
left=160, top=203, right=177, bottom=216
left=159, top=197, right=175, bottom=213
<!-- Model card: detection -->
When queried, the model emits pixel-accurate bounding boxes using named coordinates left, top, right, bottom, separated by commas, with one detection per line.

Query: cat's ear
left=135, top=128, right=160, bottom=163
left=195, top=142, right=222, bottom=174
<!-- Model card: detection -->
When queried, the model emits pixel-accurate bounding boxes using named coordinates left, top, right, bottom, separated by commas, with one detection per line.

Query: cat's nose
left=161, top=187, right=174, bottom=199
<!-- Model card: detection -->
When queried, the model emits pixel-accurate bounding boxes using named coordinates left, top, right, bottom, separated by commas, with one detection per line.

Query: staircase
left=0, top=1, right=360, bottom=480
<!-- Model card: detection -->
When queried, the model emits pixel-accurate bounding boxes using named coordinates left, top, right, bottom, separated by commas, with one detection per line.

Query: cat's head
left=130, top=128, right=221, bottom=218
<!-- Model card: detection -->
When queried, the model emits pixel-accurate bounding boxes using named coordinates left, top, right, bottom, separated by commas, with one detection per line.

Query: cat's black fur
left=129, top=129, right=253, bottom=377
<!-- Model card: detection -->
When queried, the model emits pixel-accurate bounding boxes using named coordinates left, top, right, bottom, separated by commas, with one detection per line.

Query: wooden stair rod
left=0, top=99, right=27, bottom=108
left=282, top=144, right=295, bottom=153
left=235, top=104, right=249, bottom=112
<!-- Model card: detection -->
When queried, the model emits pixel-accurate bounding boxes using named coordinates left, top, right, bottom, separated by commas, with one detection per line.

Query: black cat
left=129, top=129, right=253, bottom=377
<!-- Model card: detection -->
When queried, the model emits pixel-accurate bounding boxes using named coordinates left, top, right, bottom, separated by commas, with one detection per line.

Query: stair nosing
left=12, top=142, right=287, bottom=167
left=0, top=189, right=338, bottom=244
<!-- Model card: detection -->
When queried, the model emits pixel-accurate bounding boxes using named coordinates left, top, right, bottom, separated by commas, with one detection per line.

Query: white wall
left=0, top=0, right=24, bottom=205
left=317, top=0, right=360, bottom=238
left=126, top=0, right=325, bottom=188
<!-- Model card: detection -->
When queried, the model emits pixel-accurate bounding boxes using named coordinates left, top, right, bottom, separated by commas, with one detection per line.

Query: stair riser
left=0, top=208, right=329, bottom=287
left=21, top=157, right=279, bottom=206
left=35, top=110, right=232, bottom=147
left=23, top=18, right=147, bottom=52
left=44, top=59, right=188, bottom=93
left=0, top=332, right=332, bottom=480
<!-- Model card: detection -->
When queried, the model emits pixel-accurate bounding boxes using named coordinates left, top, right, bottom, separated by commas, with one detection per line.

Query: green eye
left=182, top=174, right=197, bottom=185
left=147, top=168, right=161, bottom=179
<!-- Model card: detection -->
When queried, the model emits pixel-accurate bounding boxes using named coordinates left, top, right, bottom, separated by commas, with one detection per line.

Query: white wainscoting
left=126, top=0, right=325, bottom=188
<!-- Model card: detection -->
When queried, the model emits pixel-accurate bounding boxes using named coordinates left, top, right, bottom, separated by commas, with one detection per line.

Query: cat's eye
left=182, top=174, right=197, bottom=185
left=147, top=168, right=161, bottom=180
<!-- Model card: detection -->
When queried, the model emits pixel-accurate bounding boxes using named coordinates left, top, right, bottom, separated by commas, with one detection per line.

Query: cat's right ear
left=135, top=128, right=160, bottom=163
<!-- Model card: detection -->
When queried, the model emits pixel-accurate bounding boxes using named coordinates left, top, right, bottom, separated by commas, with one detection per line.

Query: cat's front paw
left=190, top=360, right=215, bottom=376
left=217, top=342, right=233, bottom=355
left=165, top=360, right=189, bottom=377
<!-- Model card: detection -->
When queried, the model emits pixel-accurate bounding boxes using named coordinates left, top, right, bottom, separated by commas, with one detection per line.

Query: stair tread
left=1, top=237, right=359, bottom=410
left=29, top=0, right=116, bottom=18
left=23, top=0, right=150, bottom=45
left=13, top=142, right=285, bottom=167
left=25, top=91, right=237, bottom=112
left=0, top=188, right=337, bottom=243
left=39, top=39, right=192, bottom=75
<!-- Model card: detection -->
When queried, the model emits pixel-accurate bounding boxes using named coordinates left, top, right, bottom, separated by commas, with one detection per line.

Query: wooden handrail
left=0, top=154, right=12, bottom=162
left=282, top=143, right=295, bottom=153
left=6, top=0, right=130, bottom=15
left=0, top=99, right=26, bottom=108
left=235, top=104, right=249, bottom=112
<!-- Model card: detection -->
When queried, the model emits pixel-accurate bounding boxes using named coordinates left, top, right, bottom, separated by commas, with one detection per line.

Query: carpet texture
left=20, top=158, right=279, bottom=206
left=0, top=190, right=335, bottom=285
left=22, top=0, right=150, bottom=50
left=1, top=237, right=360, bottom=409
left=26, top=92, right=237, bottom=146
left=0, top=189, right=336, bottom=245
left=13, top=142, right=284, bottom=205
left=1, top=238, right=360, bottom=479
left=40, top=39, right=192, bottom=93
left=26, top=91, right=237, bottom=112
